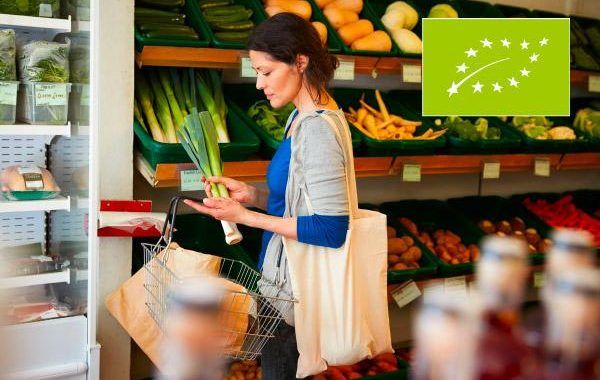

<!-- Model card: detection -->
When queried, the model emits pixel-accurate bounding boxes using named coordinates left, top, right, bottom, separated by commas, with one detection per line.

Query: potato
left=478, top=219, right=496, bottom=234
left=386, top=226, right=397, bottom=238
left=388, top=254, right=400, bottom=265
left=496, top=220, right=512, bottom=235
left=392, top=262, right=408, bottom=270
left=388, top=237, right=408, bottom=254
left=510, top=217, right=526, bottom=232
left=401, top=235, right=414, bottom=247
left=398, top=217, right=418, bottom=235
left=402, top=246, right=422, bottom=262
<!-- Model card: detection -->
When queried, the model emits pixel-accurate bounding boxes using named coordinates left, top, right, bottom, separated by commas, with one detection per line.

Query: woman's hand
left=183, top=197, right=253, bottom=225
left=202, top=176, right=258, bottom=205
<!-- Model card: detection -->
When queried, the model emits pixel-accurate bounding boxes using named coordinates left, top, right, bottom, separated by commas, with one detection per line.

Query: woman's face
left=249, top=50, right=303, bottom=109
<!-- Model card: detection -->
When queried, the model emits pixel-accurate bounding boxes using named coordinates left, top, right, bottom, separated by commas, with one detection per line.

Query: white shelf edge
left=0, top=122, right=71, bottom=137
left=72, top=20, right=90, bottom=33
left=0, top=195, right=71, bottom=213
left=0, top=269, right=70, bottom=289
left=72, top=196, right=89, bottom=210
left=74, top=268, right=88, bottom=282
left=0, top=14, right=71, bottom=32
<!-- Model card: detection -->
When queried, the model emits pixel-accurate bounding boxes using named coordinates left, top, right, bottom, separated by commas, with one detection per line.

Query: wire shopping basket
left=143, top=196, right=295, bottom=360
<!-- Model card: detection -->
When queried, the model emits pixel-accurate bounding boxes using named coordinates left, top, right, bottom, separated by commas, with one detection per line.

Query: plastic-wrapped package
left=0, top=0, right=60, bottom=18
left=0, top=29, right=16, bottom=81
left=0, top=165, right=61, bottom=200
left=18, top=39, right=70, bottom=83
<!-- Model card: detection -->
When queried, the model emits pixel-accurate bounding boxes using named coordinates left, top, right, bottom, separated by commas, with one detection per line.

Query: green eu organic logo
left=422, top=18, right=570, bottom=116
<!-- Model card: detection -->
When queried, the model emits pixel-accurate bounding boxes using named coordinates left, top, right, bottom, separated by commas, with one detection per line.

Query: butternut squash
left=325, top=0, right=363, bottom=13
left=264, top=0, right=312, bottom=20
left=350, top=30, right=392, bottom=52
left=337, top=19, right=373, bottom=46
left=312, top=21, right=328, bottom=45
left=315, top=0, right=336, bottom=8
left=323, top=7, right=359, bottom=29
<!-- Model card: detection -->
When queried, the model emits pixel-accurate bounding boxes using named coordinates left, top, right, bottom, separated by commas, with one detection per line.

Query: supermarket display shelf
left=0, top=14, right=71, bottom=32
left=136, top=152, right=600, bottom=188
left=72, top=196, right=89, bottom=210
left=136, top=151, right=393, bottom=188
left=0, top=122, right=71, bottom=138
left=0, top=196, right=71, bottom=213
left=0, top=269, right=70, bottom=289
left=135, top=46, right=599, bottom=89
left=72, top=20, right=90, bottom=33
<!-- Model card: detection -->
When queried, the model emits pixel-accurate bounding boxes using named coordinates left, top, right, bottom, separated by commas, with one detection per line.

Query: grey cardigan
left=258, top=108, right=351, bottom=326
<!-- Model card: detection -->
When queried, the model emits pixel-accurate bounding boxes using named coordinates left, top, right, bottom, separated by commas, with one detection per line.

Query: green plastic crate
left=571, top=98, right=600, bottom=150
left=306, top=0, right=346, bottom=53
left=308, top=0, right=400, bottom=57
left=380, top=199, right=486, bottom=277
left=363, top=0, right=423, bottom=58
left=388, top=221, right=438, bottom=283
left=457, top=0, right=503, bottom=18
left=333, top=88, right=446, bottom=156
left=133, top=108, right=261, bottom=169
left=189, top=0, right=266, bottom=50
left=446, top=196, right=552, bottom=265
left=134, top=1, right=211, bottom=50
left=225, top=84, right=360, bottom=158
left=509, top=116, right=590, bottom=153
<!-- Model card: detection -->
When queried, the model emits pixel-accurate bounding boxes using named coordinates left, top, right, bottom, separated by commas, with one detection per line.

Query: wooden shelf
left=136, top=151, right=599, bottom=188
left=135, top=46, right=599, bottom=90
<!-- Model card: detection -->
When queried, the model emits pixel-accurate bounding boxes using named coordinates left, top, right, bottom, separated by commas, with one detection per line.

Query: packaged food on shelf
left=6, top=297, right=72, bottom=324
left=3, top=255, right=69, bottom=277
left=0, top=0, right=61, bottom=18
left=18, top=40, right=70, bottom=83
left=0, top=165, right=61, bottom=200
left=64, top=0, right=90, bottom=21
left=0, top=30, right=18, bottom=124
left=17, top=81, right=72, bottom=124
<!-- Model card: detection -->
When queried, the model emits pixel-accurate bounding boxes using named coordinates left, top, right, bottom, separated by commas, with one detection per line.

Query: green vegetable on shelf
left=0, top=29, right=16, bottom=81
left=512, top=116, right=576, bottom=140
left=0, top=0, right=59, bottom=17
left=19, top=40, right=70, bottom=83
left=438, top=116, right=500, bottom=141
left=203, top=3, right=255, bottom=43
left=247, top=100, right=295, bottom=141
left=573, top=107, right=600, bottom=138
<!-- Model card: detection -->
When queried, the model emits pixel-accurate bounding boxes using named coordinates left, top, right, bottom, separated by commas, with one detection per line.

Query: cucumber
left=136, top=0, right=184, bottom=9
left=144, top=30, right=199, bottom=39
left=215, top=30, right=252, bottom=42
left=204, top=9, right=253, bottom=24
left=212, top=20, right=254, bottom=32
left=138, top=23, right=196, bottom=33
left=199, top=0, right=233, bottom=10
left=203, top=5, right=247, bottom=17
left=135, top=7, right=181, bottom=18
left=136, top=15, right=187, bottom=24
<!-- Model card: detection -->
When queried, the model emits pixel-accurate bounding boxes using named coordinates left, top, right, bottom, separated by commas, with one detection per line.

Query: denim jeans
left=261, top=322, right=299, bottom=380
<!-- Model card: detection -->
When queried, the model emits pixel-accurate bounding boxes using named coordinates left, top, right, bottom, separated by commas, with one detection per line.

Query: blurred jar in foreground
left=474, top=236, right=535, bottom=380
left=159, top=277, right=228, bottom=380
left=540, top=268, right=600, bottom=380
left=546, top=229, right=595, bottom=279
left=412, top=291, right=480, bottom=380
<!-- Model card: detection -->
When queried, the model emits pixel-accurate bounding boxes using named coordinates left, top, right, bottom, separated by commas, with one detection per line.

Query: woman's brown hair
left=247, top=12, right=339, bottom=104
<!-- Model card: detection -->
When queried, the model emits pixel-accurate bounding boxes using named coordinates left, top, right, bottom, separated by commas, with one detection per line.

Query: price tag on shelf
left=534, top=272, right=546, bottom=288
left=391, top=281, right=422, bottom=309
left=39, top=3, right=53, bottom=17
left=402, top=163, right=421, bottom=182
left=444, top=276, right=468, bottom=300
left=0, top=82, right=17, bottom=106
left=34, top=84, right=68, bottom=106
left=334, top=59, right=355, bottom=81
left=422, top=281, right=444, bottom=302
left=402, top=64, right=422, bottom=83
left=589, top=75, right=600, bottom=93
left=482, top=162, right=500, bottom=179
left=180, top=170, right=204, bottom=192
left=534, top=157, right=550, bottom=177
left=240, top=57, right=257, bottom=78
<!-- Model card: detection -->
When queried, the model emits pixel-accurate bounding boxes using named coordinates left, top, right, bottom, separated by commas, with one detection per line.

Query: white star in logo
left=520, top=67, right=530, bottom=77
left=539, top=37, right=549, bottom=46
left=465, top=48, right=478, bottom=57
left=520, top=40, right=529, bottom=49
left=481, top=38, right=492, bottom=48
left=456, top=63, right=469, bottom=73
left=501, top=38, right=511, bottom=48
left=493, top=82, right=503, bottom=92
left=447, top=82, right=459, bottom=97
left=509, top=77, right=519, bottom=87
left=472, top=81, right=483, bottom=93
left=529, top=53, right=540, bottom=62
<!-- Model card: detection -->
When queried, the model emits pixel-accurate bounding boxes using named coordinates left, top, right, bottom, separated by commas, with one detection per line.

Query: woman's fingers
left=183, top=199, right=216, bottom=217
left=208, top=176, right=238, bottom=189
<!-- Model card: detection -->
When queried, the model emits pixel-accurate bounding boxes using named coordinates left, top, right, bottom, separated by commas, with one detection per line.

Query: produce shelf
left=0, top=14, right=71, bottom=32
left=135, top=46, right=599, bottom=89
left=0, top=122, right=71, bottom=138
left=0, top=196, right=71, bottom=213
left=136, top=151, right=393, bottom=188
left=0, top=269, right=70, bottom=289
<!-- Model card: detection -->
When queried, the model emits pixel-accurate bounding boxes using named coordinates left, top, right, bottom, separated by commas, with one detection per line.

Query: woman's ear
left=296, top=54, right=309, bottom=74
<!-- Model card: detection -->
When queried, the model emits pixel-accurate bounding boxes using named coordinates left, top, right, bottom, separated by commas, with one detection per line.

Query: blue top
left=257, top=111, right=349, bottom=269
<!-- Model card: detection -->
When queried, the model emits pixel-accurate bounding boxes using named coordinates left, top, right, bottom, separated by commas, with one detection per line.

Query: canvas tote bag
left=283, top=113, right=393, bottom=378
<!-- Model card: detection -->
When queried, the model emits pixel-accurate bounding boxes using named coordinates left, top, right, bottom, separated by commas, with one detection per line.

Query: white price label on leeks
left=180, top=170, right=204, bottom=192
left=402, top=64, right=422, bottom=83
left=34, top=84, right=68, bottom=106
left=589, top=75, right=600, bottom=93
left=334, top=59, right=355, bottom=81
left=240, top=57, right=257, bottom=78
left=482, top=162, right=500, bottom=179
left=534, top=157, right=550, bottom=177
left=403, top=164, right=421, bottom=182
left=391, top=281, right=421, bottom=309
left=0, top=82, right=17, bottom=105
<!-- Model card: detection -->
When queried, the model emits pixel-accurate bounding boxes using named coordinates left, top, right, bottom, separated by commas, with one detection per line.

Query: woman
left=184, top=13, right=353, bottom=379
